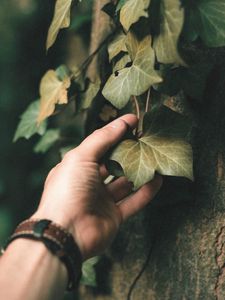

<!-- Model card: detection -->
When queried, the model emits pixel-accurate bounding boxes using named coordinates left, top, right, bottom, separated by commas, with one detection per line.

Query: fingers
left=99, top=164, right=109, bottom=180
left=107, top=177, right=133, bottom=202
left=118, top=175, right=163, bottom=222
left=76, top=114, right=138, bottom=161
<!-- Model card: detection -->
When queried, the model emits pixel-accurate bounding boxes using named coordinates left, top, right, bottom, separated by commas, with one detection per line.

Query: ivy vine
left=13, top=0, right=225, bottom=283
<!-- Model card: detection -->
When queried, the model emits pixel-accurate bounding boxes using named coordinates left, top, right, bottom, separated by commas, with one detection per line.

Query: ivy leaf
left=120, top=0, right=151, bottom=31
left=99, top=104, right=118, bottom=122
left=13, top=101, right=47, bottom=142
left=181, top=8, right=199, bottom=42
left=37, top=68, right=71, bottom=124
left=108, top=33, right=127, bottom=62
left=56, top=64, right=71, bottom=80
left=156, top=63, right=213, bottom=100
left=109, top=106, right=193, bottom=189
left=125, top=32, right=139, bottom=60
left=113, top=54, right=131, bottom=72
left=34, top=129, right=60, bottom=154
left=142, top=105, right=192, bottom=139
left=153, top=0, right=185, bottom=65
left=154, top=66, right=183, bottom=97
left=81, top=256, right=100, bottom=287
left=70, top=14, right=92, bottom=31
left=196, top=0, right=225, bottom=47
left=116, top=0, right=126, bottom=12
left=46, top=0, right=72, bottom=50
left=81, top=79, right=101, bottom=110
left=102, top=34, right=162, bottom=109
left=180, top=63, right=213, bottom=100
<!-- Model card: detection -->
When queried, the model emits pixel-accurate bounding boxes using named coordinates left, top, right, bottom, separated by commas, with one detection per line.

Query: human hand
left=32, top=114, right=162, bottom=260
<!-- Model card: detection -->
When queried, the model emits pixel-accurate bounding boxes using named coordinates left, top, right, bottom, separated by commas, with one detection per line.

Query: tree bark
left=87, top=0, right=114, bottom=82
left=80, top=2, right=225, bottom=299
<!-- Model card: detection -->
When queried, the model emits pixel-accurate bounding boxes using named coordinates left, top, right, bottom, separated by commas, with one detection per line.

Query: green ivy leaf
left=81, top=256, right=100, bottom=287
left=106, top=160, right=125, bottom=178
left=154, top=66, right=183, bottom=97
left=153, top=0, right=185, bottom=65
left=196, top=0, right=225, bottom=47
left=13, top=101, right=47, bottom=142
left=70, top=14, right=92, bottom=31
left=56, top=65, right=71, bottom=81
left=181, top=63, right=213, bottom=100
left=109, top=106, right=193, bottom=189
left=116, top=0, right=127, bottom=12
left=81, top=79, right=101, bottom=110
left=108, top=32, right=127, bottom=62
left=156, top=63, right=213, bottom=100
left=102, top=33, right=162, bottom=109
left=181, top=8, right=199, bottom=42
left=34, top=129, right=60, bottom=154
left=142, top=105, right=192, bottom=139
left=120, top=0, right=151, bottom=31
left=46, top=0, right=73, bottom=50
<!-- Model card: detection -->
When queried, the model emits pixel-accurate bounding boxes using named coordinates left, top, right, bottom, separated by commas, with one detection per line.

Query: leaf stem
left=73, top=28, right=118, bottom=80
left=132, top=95, right=141, bottom=137
left=132, top=95, right=140, bottom=120
left=145, top=88, right=151, bottom=113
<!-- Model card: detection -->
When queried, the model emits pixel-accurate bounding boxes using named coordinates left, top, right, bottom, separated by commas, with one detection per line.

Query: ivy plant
left=13, top=0, right=225, bottom=286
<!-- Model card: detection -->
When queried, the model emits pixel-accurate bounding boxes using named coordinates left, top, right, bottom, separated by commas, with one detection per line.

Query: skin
left=0, top=114, right=162, bottom=300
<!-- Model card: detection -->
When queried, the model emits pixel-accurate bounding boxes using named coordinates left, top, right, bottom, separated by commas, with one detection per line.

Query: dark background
left=0, top=0, right=91, bottom=248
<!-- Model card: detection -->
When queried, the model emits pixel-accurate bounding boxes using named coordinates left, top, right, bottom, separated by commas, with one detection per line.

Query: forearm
left=0, top=238, right=68, bottom=300
left=0, top=114, right=162, bottom=300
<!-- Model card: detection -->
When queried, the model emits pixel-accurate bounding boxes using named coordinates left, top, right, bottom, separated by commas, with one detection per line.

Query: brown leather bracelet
left=2, top=219, right=83, bottom=291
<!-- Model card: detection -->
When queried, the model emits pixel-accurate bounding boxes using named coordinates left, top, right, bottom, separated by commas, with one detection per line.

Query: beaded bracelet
left=1, top=219, right=82, bottom=291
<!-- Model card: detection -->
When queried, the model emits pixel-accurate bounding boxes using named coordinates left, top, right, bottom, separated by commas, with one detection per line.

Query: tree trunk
left=80, top=2, right=225, bottom=300
left=87, top=0, right=114, bottom=82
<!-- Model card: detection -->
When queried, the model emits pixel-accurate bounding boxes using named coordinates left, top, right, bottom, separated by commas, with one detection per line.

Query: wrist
left=31, top=209, right=73, bottom=233
left=31, top=210, right=88, bottom=261
left=3, top=218, right=83, bottom=291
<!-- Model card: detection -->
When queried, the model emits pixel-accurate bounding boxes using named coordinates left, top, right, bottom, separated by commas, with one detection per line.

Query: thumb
left=76, top=114, right=138, bottom=161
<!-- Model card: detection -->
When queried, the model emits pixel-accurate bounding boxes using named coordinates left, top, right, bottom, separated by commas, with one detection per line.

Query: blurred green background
left=0, top=0, right=91, bottom=249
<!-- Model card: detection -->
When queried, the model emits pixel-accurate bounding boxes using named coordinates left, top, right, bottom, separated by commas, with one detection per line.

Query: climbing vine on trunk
left=13, top=0, right=225, bottom=287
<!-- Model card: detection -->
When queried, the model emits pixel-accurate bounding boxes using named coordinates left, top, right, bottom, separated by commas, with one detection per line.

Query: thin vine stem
left=72, top=28, right=118, bottom=80
left=132, top=95, right=141, bottom=137
left=126, top=234, right=157, bottom=300
left=145, top=88, right=151, bottom=113
left=132, top=96, right=140, bottom=120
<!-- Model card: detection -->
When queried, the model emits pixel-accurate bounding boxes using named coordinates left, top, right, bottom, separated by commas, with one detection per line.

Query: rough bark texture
left=80, top=2, right=225, bottom=300
left=87, top=0, right=114, bottom=82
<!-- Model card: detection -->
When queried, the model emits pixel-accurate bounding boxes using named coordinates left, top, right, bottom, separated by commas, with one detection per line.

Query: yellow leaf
left=153, top=0, right=185, bottom=65
left=113, top=54, right=131, bottom=72
left=37, top=70, right=71, bottom=123
left=120, top=0, right=151, bottom=31
left=108, top=32, right=127, bottom=61
left=99, top=105, right=118, bottom=122
left=46, top=0, right=72, bottom=50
